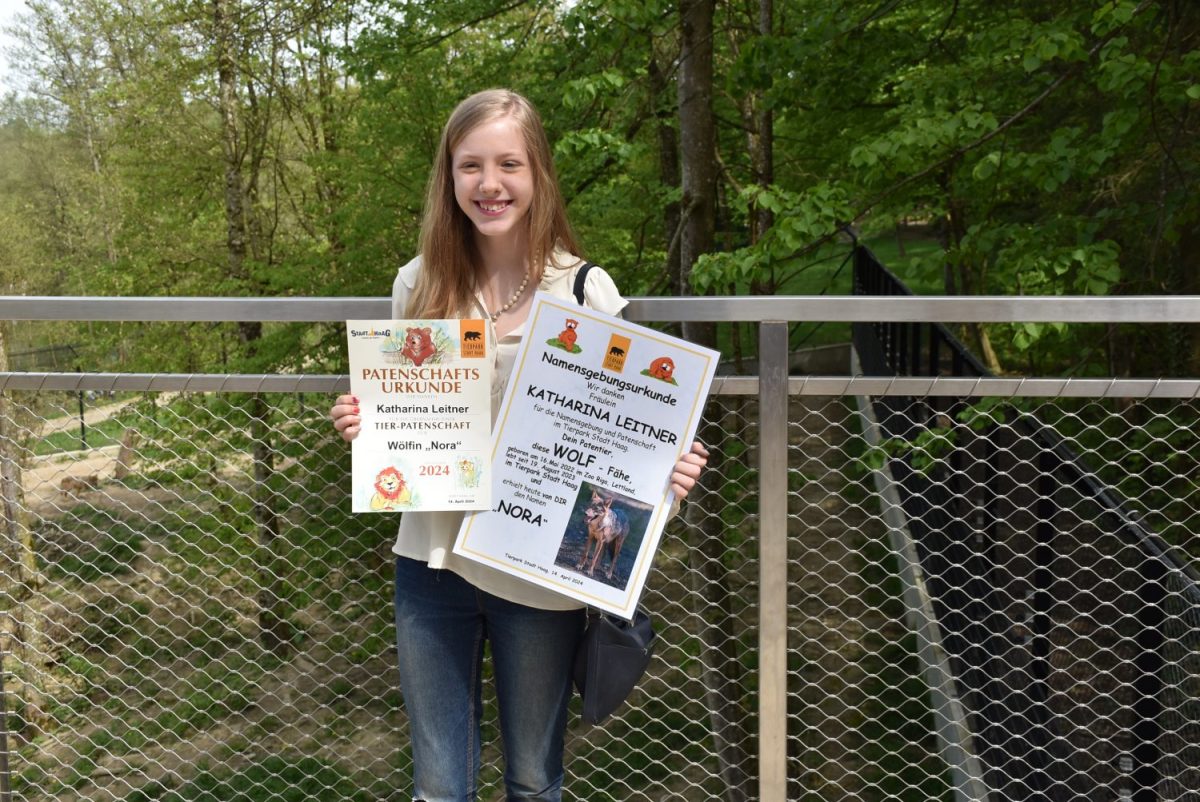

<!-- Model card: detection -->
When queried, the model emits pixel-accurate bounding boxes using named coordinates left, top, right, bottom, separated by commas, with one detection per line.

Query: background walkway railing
left=0, top=287, right=1197, bottom=801
left=854, top=249, right=1200, bottom=801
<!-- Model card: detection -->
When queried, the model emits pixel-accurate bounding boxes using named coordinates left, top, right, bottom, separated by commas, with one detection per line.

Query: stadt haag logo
left=350, top=326, right=390, bottom=339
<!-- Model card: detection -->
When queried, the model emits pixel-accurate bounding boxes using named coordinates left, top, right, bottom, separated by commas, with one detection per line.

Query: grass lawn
left=35, top=416, right=127, bottom=455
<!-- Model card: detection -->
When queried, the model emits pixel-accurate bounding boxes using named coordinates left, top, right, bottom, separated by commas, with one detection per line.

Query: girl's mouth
left=475, top=200, right=512, bottom=216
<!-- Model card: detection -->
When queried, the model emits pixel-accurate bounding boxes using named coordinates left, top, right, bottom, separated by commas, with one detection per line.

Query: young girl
left=329, top=89, right=708, bottom=802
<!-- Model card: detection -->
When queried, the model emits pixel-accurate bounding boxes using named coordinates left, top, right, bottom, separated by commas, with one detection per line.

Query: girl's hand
left=670, top=441, right=709, bottom=499
left=330, top=394, right=361, bottom=442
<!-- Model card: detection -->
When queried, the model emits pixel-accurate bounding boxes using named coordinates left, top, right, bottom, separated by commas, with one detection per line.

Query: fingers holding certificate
left=346, top=319, right=493, bottom=512
left=453, top=292, right=718, bottom=618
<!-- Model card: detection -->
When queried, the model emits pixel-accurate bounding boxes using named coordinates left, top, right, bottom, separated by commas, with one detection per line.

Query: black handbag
left=573, top=608, right=656, bottom=725
left=569, top=263, right=655, bottom=724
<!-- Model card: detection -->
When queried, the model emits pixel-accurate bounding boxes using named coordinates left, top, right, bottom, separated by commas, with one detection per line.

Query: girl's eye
left=503, top=161, right=521, bottom=169
left=458, top=162, right=477, bottom=170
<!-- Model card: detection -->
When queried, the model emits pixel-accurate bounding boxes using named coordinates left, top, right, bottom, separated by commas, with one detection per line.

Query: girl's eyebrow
left=456, top=151, right=524, bottom=160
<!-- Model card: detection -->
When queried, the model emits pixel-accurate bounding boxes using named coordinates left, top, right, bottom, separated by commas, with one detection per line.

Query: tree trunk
left=748, top=0, right=774, bottom=275
left=677, top=0, right=717, bottom=349
left=648, top=53, right=681, bottom=297
left=1173, top=222, right=1200, bottom=376
left=248, top=390, right=289, bottom=652
left=942, top=175, right=1001, bottom=374
left=214, top=0, right=246, bottom=287
left=0, top=323, right=46, bottom=740
left=213, top=0, right=288, bottom=654
left=678, top=4, right=752, bottom=800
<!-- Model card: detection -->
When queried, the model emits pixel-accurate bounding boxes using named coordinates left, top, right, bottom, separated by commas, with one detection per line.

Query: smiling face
left=452, top=115, right=534, bottom=242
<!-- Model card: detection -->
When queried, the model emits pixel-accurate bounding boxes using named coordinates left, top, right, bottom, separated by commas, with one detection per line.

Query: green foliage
left=125, top=756, right=369, bottom=802
left=2, top=8, right=1197, bottom=802
left=1, top=0, right=1196, bottom=376
left=865, top=398, right=1008, bottom=474
left=1039, top=399, right=1200, bottom=561
left=691, top=183, right=854, bottom=293
left=46, top=516, right=145, bottom=583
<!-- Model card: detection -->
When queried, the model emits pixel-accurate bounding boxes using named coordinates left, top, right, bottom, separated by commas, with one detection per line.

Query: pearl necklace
left=488, top=269, right=531, bottom=322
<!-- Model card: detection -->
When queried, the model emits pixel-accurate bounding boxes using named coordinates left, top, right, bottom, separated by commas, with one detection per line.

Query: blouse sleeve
left=391, top=256, right=421, bottom=319
left=583, top=265, right=630, bottom=318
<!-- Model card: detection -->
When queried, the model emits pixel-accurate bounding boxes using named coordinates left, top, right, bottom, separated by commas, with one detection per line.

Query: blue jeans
left=392, top=556, right=585, bottom=802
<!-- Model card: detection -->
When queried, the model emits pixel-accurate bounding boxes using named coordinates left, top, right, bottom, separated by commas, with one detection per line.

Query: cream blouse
left=387, top=249, right=629, bottom=610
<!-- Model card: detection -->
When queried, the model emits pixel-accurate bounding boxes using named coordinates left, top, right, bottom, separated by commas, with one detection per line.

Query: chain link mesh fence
left=1, top=372, right=1198, bottom=801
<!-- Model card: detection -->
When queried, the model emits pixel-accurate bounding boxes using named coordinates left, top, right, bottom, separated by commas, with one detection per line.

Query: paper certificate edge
left=346, top=317, right=493, bottom=513
left=452, top=295, right=720, bottom=617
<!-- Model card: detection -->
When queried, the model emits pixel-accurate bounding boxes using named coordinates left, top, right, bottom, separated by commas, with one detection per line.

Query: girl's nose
left=479, top=166, right=501, bottom=195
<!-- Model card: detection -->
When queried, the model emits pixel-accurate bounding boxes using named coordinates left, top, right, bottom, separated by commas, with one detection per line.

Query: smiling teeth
left=480, top=201, right=509, bottom=211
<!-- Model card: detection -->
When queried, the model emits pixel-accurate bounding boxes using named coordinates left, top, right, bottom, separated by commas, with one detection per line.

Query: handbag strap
left=572, top=261, right=595, bottom=306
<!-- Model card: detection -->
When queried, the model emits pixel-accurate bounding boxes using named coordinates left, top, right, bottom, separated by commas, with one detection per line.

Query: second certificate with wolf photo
left=554, top=482, right=654, bottom=591
left=453, top=292, right=718, bottom=618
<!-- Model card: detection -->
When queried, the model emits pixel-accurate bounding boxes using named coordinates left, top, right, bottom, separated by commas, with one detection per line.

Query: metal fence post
left=1132, top=539, right=1165, bottom=801
left=758, top=321, right=788, bottom=802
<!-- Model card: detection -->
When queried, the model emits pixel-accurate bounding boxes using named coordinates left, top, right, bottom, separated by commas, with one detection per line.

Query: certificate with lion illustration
left=452, top=293, right=718, bottom=619
left=346, top=319, right=492, bottom=512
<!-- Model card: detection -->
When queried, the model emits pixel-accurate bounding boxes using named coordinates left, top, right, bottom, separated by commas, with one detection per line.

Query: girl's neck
left=475, top=227, right=535, bottom=334
left=474, top=227, right=531, bottom=281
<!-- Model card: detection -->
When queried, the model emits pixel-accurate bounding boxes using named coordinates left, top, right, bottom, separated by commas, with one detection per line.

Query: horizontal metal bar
left=0, top=372, right=760, bottom=395
left=0, top=373, right=348, bottom=393
left=631, top=295, right=1200, bottom=323
left=2, top=295, right=1199, bottom=323
left=0, top=296, right=392, bottom=322
left=4, top=372, right=1199, bottom=398
left=790, top=375, right=1200, bottom=398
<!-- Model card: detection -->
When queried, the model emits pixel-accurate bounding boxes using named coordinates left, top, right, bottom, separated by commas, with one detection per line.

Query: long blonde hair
left=408, top=89, right=580, bottom=318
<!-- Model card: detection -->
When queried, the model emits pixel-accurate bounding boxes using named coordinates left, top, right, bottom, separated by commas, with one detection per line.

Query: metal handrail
left=1, top=294, right=1199, bottom=322
left=3, top=371, right=1200, bottom=398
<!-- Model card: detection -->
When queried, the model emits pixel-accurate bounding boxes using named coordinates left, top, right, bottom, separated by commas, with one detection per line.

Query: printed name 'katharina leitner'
left=376, top=403, right=471, bottom=415
left=526, top=384, right=678, bottom=444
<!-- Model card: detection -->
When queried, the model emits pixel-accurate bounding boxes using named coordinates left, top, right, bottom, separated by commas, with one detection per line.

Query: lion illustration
left=558, top=319, right=579, bottom=351
left=370, top=466, right=412, bottom=510
left=402, top=327, right=437, bottom=366
left=647, top=356, right=675, bottom=382
left=457, top=458, right=480, bottom=489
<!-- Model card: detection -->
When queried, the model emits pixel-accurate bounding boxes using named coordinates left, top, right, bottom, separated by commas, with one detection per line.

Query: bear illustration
left=463, top=330, right=482, bottom=341
left=647, top=356, right=675, bottom=382
left=558, top=319, right=579, bottom=351
left=402, top=327, right=437, bottom=366
left=608, top=346, right=625, bottom=357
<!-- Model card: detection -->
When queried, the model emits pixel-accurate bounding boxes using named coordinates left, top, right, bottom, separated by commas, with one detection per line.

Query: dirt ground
left=25, top=396, right=144, bottom=514
left=25, top=446, right=121, bottom=511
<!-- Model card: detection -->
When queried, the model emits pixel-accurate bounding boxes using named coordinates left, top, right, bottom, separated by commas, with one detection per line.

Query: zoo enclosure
left=0, top=286, right=1197, bottom=801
